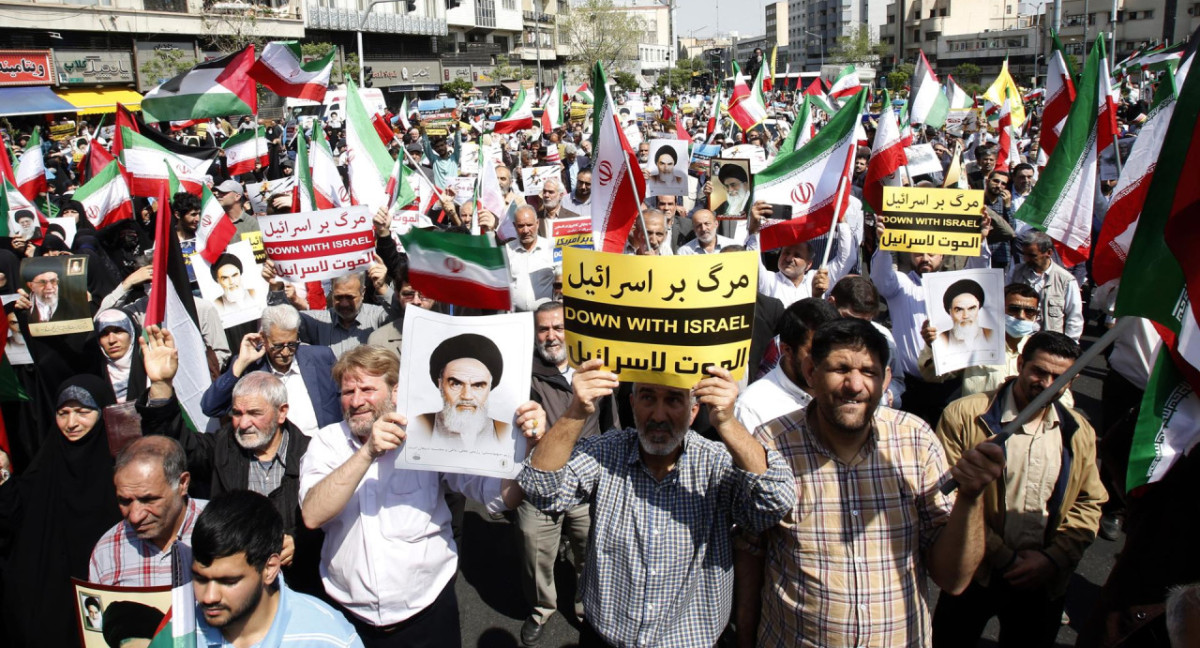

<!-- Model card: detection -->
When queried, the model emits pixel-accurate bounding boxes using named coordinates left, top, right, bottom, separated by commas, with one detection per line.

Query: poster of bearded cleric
left=923, top=268, right=1005, bottom=376
left=395, top=309, right=533, bottom=478
left=21, top=255, right=93, bottom=336
left=193, top=241, right=269, bottom=328
left=709, top=158, right=752, bottom=219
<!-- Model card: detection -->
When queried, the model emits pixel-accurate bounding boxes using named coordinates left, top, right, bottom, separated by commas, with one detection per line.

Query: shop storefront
left=0, top=49, right=76, bottom=117
left=53, top=49, right=143, bottom=114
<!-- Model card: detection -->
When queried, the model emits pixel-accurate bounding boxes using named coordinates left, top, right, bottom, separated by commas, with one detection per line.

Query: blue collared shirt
left=196, top=575, right=363, bottom=648
left=518, top=428, right=796, bottom=648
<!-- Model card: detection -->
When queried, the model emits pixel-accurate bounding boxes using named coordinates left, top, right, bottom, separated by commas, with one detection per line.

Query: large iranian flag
left=1038, top=31, right=1078, bottom=167
left=541, top=73, right=565, bottom=132
left=310, top=122, right=347, bottom=209
left=828, top=65, right=862, bottom=102
left=728, top=62, right=768, bottom=132
left=221, top=127, right=269, bottom=176
left=399, top=227, right=511, bottom=310
left=588, top=62, right=646, bottom=253
left=1014, top=36, right=1106, bottom=266
left=120, top=126, right=218, bottom=196
left=343, top=80, right=394, bottom=213
left=753, top=91, right=866, bottom=250
left=495, top=88, right=534, bottom=134
left=909, top=50, right=949, bottom=128
left=779, top=95, right=814, bottom=154
left=195, top=184, right=236, bottom=265
left=73, top=160, right=133, bottom=228
left=994, top=88, right=1021, bottom=172
left=248, top=41, right=333, bottom=102
left=863, top=89, right=906, bottom=215
left=14, top=129, right=47, bottom=201
left=141, top=46, right=257, bottom=124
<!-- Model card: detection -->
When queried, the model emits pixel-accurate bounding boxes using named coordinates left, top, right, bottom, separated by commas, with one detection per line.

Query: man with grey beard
left=517, top=301, right=620, bottom=645
left=136, top=325, right=325, bottom=596
left=518, top=358, right=796, bottom=647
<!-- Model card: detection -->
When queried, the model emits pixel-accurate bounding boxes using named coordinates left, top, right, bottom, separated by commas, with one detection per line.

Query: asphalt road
left=454, top=322, right=1123, bottom=648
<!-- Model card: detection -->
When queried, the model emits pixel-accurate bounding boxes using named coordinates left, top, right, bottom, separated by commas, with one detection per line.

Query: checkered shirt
left=88, top=498, right=206, bottom=587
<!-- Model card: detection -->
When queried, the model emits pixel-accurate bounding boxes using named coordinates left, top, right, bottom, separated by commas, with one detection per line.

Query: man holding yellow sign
left=878, top=186, right=987, bottom=257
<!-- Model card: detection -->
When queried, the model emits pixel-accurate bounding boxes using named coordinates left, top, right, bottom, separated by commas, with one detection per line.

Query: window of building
left=887, top=14, right=895, bottom=23
left=503, top=0, right=514, bottom=8
left=939, top=7, right=947, bottom=16
left=1141, top=9, right=1153, bottom=18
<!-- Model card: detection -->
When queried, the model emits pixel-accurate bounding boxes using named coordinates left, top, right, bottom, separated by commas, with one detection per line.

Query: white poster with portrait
left=395, top=309, right=534, bottom=479
left=521, top=165, right=561, bottom=197
left=2, top=294, right=31, bottom=365
left=644, top=139, right=689, bottom=198
left=923, top=268, right=1006, bottom=376
left=193, top=241, right=269, bottom=328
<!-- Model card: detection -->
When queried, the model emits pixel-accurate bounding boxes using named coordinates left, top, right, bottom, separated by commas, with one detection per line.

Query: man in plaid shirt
left=89, top=436, right=205, bottom=587
left=740, top=318, right=1006, bottom=647
left=519, top=361, right=796, bottom=647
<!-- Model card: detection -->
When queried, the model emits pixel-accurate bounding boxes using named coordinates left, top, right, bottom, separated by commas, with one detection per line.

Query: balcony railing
left=307, top=4, right=447, bottom=34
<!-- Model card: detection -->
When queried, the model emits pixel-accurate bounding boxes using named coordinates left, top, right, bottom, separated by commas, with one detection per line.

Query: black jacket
left=530, top=353, right=619, bottom=436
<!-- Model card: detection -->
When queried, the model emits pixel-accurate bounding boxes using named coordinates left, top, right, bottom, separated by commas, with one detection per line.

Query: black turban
left=717, top=163, right=748, bottom=184
left=942, top=278, right=986, bottom=313
left=101, top=600, right=165, bottom=648
left=429, top=333, right=504, bottom=388
left=211, top=253, right=243, bottom=282
left=654, top=145, right=678, bottom=165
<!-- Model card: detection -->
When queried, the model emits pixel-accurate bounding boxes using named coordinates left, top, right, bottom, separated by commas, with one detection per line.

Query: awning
left=0, top=86, right=78, bottom=117
left=55, top=88, right=143, bottom=115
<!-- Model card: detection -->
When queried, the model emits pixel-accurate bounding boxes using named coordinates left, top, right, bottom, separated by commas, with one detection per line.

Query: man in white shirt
left=678, top=209, right=737, bottom=255
left=562, top=169, right=591, bottom=219
left=507, top=206, right=556, bottom=312
left=734, top=298, right=840, bottom=433
left=746, top=202, right=856, bottom=308
left=299, top=345, right=545, bottom=648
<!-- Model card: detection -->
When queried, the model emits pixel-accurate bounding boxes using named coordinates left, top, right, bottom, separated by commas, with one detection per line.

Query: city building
left=788, top=0, right=889, bottom=70
left=765, top=1, right=791, bottom=63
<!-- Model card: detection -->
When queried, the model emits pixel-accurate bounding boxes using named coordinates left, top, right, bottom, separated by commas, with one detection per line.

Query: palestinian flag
left=495, top=88, right=534, bottom=134
left=983, top=59, right=1026, bottom=128
left=1140, top=42, right=1186, bottom=73
left=728, top=62, right=768, bottom=132
left=1014, top=36, right=1107, bottom=266
left=141, top=46, right=257, bottom=124
left=248, top=41, right=333, bottom=102
left=120, top=126, right=218, bottom=197
left=14, top=129, right=47, bottom=201
left=220, top=127, right=269, bottom=176
left=804, top=79, right=835, bottom=114
left=73, top=160, right=133, bottom=228
left=1093, top=84, right=1176, bottom=286
left=145, top=167, right=214, bottom=434
left=589, top=63, right=646, bottom=254
left=1039, top=31, right=1078, bottom=167
left=343, top=80, right=394, bottom=213
left=909, top=50, right=949, bottom=128
left=399, top=227, right=511, bottom=310
left=574, top=83, right=594, bottom=105
left=945, top=75, right=973, bottom=109
left=863, top=89, right=907, bottom=214
left=828, top=65, right=862, bottom=102
left=780, top=95, right=814, bottom=154
left=753, top=91, right=866, bottom=250
left=110, top=103, right=140, bottom=162
left=146, top=582, right=198, bottom=648
left=542, top=73, right=565, bottom=132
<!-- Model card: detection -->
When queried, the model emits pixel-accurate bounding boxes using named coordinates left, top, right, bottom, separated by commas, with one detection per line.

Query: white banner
left=259, top=205, right=375, bottom=282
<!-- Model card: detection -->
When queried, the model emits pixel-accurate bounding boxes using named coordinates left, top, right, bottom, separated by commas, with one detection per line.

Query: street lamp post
left=358, top=0, right=405, bottom=87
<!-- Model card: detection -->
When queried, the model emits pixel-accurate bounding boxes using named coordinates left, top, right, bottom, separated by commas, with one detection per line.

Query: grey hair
left=115, top=436, right=187, bottom=487
left=231, top=371, right=288, bottom=410
left=632, top=382, right=698, bottom=408
left=1023, top=231, right=1054, bottom=254
left=259, top=304, right=301, bottom=336
left=542, top=177, right=562, bottom=193
left=535, top=300, right=563, bottom=316
left=331, top=272, right=367, bottom=294
left=1166, top=582, right=1200, bottom=646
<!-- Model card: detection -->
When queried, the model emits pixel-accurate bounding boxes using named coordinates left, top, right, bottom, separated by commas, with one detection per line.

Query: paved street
left=453, top=322, right=1124, bottom=647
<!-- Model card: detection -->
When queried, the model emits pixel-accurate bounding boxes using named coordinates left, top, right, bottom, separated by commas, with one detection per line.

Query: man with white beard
left=932, top=278, right=997, bottom=356
left=210, top=253, right=257, bottom=316
left=679, top=209, right=737, bottom=255
left=405, top=333, right=511, bottom=452
left=710, top=163, right=751, bottom=217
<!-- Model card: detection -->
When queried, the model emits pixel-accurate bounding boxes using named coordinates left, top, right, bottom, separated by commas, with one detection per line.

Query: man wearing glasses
left=201, top=304, right=342, bottom=437
left=25, top=269, right=89, bottom=323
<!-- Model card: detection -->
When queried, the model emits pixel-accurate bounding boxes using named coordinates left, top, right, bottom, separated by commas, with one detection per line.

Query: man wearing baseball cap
left=213, top=179, right=259, bottom=240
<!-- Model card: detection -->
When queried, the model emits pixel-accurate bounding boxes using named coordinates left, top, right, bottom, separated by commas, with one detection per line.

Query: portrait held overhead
left=0, top=17, right=1198, bottom=648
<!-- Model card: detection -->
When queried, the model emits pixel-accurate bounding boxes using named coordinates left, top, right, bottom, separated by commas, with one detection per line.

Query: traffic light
left=363, top=66, right=374, bottom=88
left=446, top=0, right=460, bottom=7
left=405, top=0, right=417, bottom=10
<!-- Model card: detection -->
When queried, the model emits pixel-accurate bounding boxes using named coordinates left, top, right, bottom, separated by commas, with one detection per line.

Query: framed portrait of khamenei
left=395, top=308, right=534, bottom=478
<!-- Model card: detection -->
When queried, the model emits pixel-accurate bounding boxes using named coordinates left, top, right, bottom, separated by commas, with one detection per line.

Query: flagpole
left=820, top=144, right=855, bottom=268
left=395, top=136, right=447, bottom=206
left=1111, top=133, right=1124, bottom=176
left=624, top=149, right=653, bottom=253
left=940, top=316, right=1135, bottom=495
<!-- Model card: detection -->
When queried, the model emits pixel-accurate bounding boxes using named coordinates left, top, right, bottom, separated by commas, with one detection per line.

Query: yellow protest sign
left=562, top=248, right=758, bottom=388
left=879, top=186, right=986, bottom=256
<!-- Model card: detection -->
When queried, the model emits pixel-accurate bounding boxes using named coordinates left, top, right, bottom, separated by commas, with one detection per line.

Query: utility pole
left=357, top=0, right=405, bottom=87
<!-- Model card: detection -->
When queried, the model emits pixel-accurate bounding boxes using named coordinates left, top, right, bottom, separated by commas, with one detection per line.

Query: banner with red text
left=258, top=205, right=375, bottom=282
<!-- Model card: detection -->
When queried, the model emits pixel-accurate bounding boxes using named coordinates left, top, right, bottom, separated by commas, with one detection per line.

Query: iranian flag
left=110, top=102, right=140, bottom=163
left=1098, top=47, right=1121, bottom=156
left=310, top=122, right=347, bottom=209
left=803, top=78, right=835, bottom=114
left=1093, top=85, right=1176, bottom=286
left=343, top=80, right=394, bottom=213
left=0, top=178, right=49, bottom=242
left=221, top=127, right=269, bottom=176
left=141, top=46, right=257, bottom=124
left=588, top=62, right=646, bottom=254
left=779, top=95, right=815, bottom=153
left=145, top=167, right=214, bottom=434
left=753, top=91, right=866, bottom=250
left=396, top=96, right=412, bottom=131
left=828, top=65, right=862, bottom=102
left=399, top=227, right=511, bottom=310
left=909, top=50, right=949, bottom=128
left=863, top=89, right=907, bottom=214
left=0, top=139, right=15, bottom=185
left=994, top=89, right=1020, bottom=172
left=541, top=73, right=565, bottom=132
left=248, top=41, right=333, bottom=102
left=1013, top=36, right=1107, bottom=266
left=73, top=160, right=133, bottom=228
left=1039, top=31, right=1078, bottom=168
left=727, top=62, right=768, bottom=132
left=194, top=184, right=235, bottom=264
left=14, top=129, right=47, bottom=201
left=1114, top=42, right=1200, bottom=490
left=477, top=156, right=509, bottom=233
left=495, top=88, right=534, bottom=134
left=120, top=126, right=218, bottom=197
left=146, top=583, right=198, bottom=648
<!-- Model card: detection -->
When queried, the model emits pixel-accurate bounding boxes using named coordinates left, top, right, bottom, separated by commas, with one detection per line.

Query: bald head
left=514, top=205, right=539, bottom=248
left=692, top=209, right=717, bottom=247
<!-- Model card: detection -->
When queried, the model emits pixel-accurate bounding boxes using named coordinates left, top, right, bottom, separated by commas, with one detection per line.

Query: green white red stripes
left=14, top=128, right=46, bottom=201
left=120, top=126, right=217, bottom=196
left=495, top=88, right=534, bottom=134
left=141, top=46, right=257, bottom=124
left=589, top=62, right=646, bottom=254
left=728, top=62, right=768, bottom=132
left=908, top=51, right=948, bottom=128
left=73, top=160, right=132, bottom=228
left=343, top=80, right=394, bottom=213
left=220, top=127, right=269, bottom=176
left=863, top=89, right=907, bottom=214
left=399, top=226, right=511, bottom=310
left=249, top=41, right=333, bottom=103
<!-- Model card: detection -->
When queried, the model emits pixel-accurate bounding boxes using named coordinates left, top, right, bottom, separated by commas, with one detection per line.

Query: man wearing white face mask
left=917, top=283, right=1074, bottom=406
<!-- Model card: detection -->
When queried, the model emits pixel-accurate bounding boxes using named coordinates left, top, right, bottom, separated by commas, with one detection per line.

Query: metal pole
left=358, top=0, right=403, bottom=88
left=1110, top=0, right=1118, bottom=70
left=535, top=0, right=543, bottom=97
left=940, top=317, right=1136, bottom=495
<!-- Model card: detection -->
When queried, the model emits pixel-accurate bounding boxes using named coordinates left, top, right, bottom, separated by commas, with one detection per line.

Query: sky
left=671, top=0, right=767, bottom=40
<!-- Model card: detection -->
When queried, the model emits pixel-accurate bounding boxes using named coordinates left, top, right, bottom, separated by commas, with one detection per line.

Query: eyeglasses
left=1006, top=305, right=1039, bottom=317
left=268, top=342, right=300, bottom=353
left=31, top=278, right=59, bottom=287
left=400, top=289, right=425, bottom=299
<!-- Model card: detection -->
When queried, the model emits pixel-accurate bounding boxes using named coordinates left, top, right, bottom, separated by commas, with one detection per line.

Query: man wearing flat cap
left=210, top=253, right=258, bottom=317
left=933, top=278, right=996, bottom=356
left=406, top=333, right=511, bottom=451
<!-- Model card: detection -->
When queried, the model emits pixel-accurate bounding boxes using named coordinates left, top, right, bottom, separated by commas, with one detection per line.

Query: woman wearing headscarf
left=95, top=309, right=146, bottom=404
left=0, top=249, right=21, bottom=296
left=0, top=375, right=120, bottom=648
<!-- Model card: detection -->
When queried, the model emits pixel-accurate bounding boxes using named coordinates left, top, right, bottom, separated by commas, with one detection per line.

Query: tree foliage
left=493, top=54, right=533, bottom=81
left=657, top=57, right=703, bottom=93
left=139, top=48, right=197, bottom=86
left=613, top=71, right=639, bottom=93
left=301, top=42, right=354, bottom=83
left=886, top=62, right=914, bottom=91
left=560, top=0, right=644, bottom=76
left=953, top=62, right=982, bottom=85
left=442, top=79, right=476, bottom=97
left=828, top=24, right=890, bottom=68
